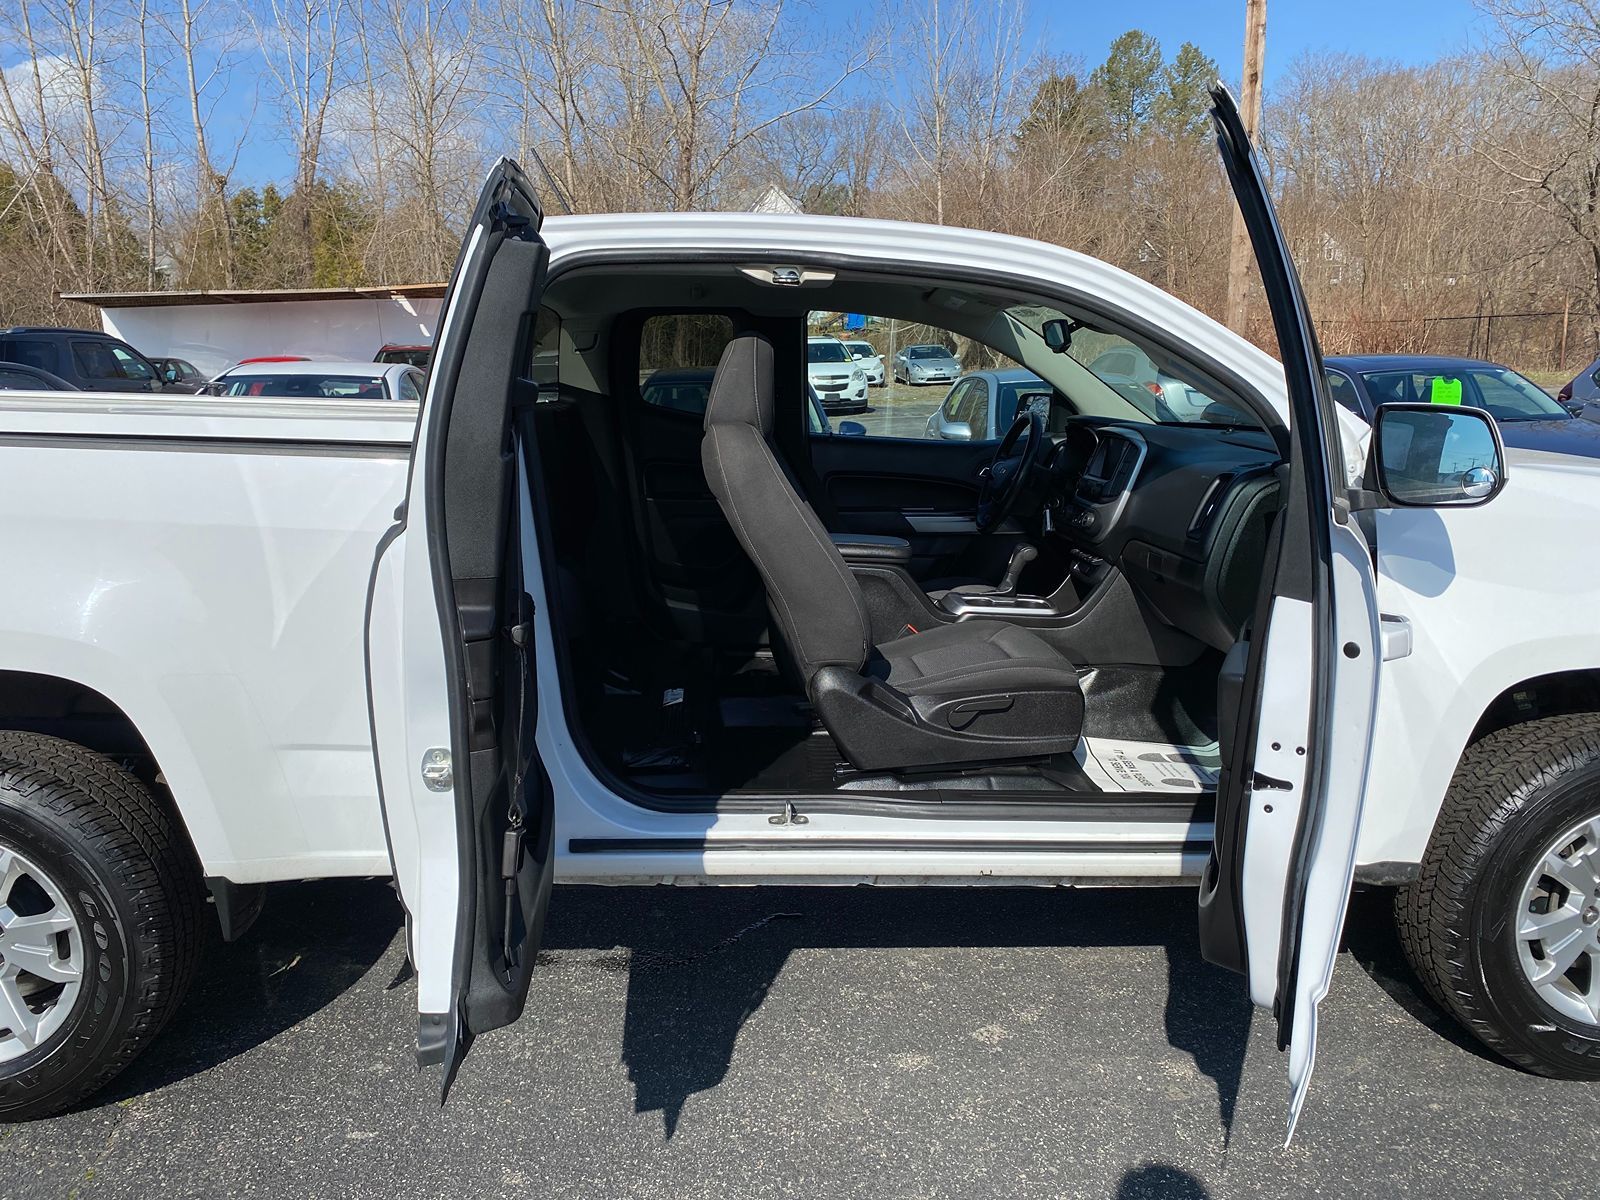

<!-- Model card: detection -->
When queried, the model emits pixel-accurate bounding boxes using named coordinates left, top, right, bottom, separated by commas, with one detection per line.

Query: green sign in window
left=1430, top=376, right=1463, bottom=406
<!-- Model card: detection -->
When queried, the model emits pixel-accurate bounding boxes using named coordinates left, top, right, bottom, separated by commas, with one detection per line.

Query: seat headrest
left=704, top=333, right=775, bottom=436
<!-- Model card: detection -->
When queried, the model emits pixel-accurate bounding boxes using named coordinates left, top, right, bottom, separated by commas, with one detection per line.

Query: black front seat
left=701, top=334, right=1084, bottom=772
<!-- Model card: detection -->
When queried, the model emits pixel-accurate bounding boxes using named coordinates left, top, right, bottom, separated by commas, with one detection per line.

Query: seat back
left=701, top=333, right=871, bottom=682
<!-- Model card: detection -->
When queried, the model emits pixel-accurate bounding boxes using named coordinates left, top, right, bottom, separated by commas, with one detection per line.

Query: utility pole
left=1225, top=0, right=1267, bottom=334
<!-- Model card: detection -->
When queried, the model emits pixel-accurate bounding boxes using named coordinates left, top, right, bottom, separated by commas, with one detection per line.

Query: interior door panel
left=807, top=434, right=1004, bottom=580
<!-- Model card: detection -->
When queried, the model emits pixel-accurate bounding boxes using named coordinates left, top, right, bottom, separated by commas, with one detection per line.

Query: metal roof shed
left=62, top=284, right=447, bottom=376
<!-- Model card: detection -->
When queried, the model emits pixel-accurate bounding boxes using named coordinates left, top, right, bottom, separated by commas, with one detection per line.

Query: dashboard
left=1044, top=419, right=1284, bottom=651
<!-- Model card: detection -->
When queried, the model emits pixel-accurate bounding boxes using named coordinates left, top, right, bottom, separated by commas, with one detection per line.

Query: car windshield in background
left=908, top=346, right=948, bottom=359
left=1359, top=367, right=1568, bottom=422
left=808, top=341, right=850, bottom=363
left=215, top=374, right=388, bottom=399
left=998, top=382, right=1052, bottom=424
left=846, top=342, right=874, bottom=356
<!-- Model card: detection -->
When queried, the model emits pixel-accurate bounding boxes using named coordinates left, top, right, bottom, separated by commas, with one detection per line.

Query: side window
left=0, top=368, right=37, bottom=390
left=1323, top=370, right=1365, bottom=418
left=4, top=339, right=55, bottom=372
left=72, top=341, right=121, bottom=380
left=397, top=371, right=424, bottom=405
left=639, top=313, right=735, bottom=417
left=809, top=309, right=1035, bottom=441
left=938, top=382, right=967, bottom=421
left=965, top=380, right=992, bottom=438
left=110, top=345, right=155, bottom=380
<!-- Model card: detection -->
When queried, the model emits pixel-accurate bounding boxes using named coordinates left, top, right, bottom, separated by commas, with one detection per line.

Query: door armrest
left=830, top=532, right=913, bottom=566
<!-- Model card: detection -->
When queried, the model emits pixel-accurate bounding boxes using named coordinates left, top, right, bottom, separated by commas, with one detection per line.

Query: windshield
left=846, top=342, right=874, bottom=356
left=807, top=341, right=849, bottom=364
left=908, top=346, right=948, bottom=359
left=1003, top=303, right=1255, bottom=427
left=1359, top=366, right=1567, bottom=422
left=215, top=373, right=389, bottom=399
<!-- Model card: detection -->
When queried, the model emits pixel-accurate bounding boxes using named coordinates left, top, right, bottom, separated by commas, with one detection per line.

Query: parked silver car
left=924, top=368, right=1053, bottom=440
left=891, top=343, right=960, bottom=386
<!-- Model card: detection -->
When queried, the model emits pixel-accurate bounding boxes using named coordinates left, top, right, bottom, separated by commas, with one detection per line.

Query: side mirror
left=1372, top=403, right=1506, bottom=508
left=851, top=351, right=865, bottom=360
left=1582, top=399, right=1600, bottom=424
left=1041, top=318, right=1075, bottom=353
left=837, top=420, right=867, bottom=437
left=941, top=421, right=974, bottom=442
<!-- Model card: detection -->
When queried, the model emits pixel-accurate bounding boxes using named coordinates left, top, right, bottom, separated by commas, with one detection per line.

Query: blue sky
left=215, top=0, right=1487, bottom=186
left=845, top=0, right=1489, bottom=82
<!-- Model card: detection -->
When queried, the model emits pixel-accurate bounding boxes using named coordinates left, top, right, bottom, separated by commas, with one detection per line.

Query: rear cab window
left=218, top=374, right=388, bottom=399
left=639, top=314, right=736, bottom=416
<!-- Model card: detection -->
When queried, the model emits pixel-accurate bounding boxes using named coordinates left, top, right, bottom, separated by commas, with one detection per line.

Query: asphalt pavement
left=6, top=881, right=1598, bottom=1199
left=842, top=382, right=944, bottom=438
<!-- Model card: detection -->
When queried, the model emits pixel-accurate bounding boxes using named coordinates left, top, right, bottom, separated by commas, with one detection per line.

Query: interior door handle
left=1380, top=614, right=1412, bottom=661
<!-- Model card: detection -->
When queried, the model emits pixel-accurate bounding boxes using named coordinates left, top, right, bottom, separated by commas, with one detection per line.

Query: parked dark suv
left=0, top=327, right=176, bottom=393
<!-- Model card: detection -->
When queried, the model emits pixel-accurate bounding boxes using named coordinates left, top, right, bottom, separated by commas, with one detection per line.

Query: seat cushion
left=869, top=620, right=1080, bottom=697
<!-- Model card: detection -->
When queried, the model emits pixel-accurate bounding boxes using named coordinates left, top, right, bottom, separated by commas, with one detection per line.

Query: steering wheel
left=976, top=410, right=1046, bottom=532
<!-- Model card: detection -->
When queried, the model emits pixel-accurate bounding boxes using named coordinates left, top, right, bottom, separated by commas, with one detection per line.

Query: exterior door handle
left=1380, top=614, right=1412, bottom=661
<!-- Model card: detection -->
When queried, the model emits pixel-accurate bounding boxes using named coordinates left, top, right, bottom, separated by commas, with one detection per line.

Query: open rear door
left=1196, top=88, right=1381, bottom=1140
left=364, top=159, right=553, bottom=1095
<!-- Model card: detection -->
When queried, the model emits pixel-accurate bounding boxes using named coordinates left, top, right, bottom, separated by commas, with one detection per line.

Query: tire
left=0, top=733, right=203, bottom=1119
left=1397, top=714, right=1600, bottom=1077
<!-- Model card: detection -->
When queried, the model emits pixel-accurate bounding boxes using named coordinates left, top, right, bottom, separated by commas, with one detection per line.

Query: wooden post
left=1560, top=296, right=1570, bottom=371
left=1225, top=0, right=1268, bottom=334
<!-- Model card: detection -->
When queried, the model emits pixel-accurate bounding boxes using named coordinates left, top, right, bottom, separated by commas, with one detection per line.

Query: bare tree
left=1479, top=0, right=1600, bottom=333
left=888, top=0, right=1026, bottom=225
left=586, top=0, right=877, bottom=211
left=254, top=0, right=346, bottom=281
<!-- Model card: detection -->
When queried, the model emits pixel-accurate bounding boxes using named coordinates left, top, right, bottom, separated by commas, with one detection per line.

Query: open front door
left=1196, top=88, right=1381, bottom=1139
left=364, top=159, right=553, bottom=1095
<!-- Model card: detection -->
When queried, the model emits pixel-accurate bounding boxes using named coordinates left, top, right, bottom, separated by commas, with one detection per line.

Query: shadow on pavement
left=1339, top=886, right=1500, bottom=1064
left=90, top=878, right=402, bottom=1109
left=541, top=885, right=1252, bottom=1141
left=1115, top=1163, right=1213, bottom=1198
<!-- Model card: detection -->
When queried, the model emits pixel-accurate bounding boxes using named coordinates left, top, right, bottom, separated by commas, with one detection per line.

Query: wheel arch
left=1397, top=668, right=1600, bottom=869
left=0, top=667, right=221, bottom=879
left=1468, top=669, right=1600, bottom=744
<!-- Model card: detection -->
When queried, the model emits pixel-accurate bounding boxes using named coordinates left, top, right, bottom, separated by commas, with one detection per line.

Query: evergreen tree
left=1153, top=42, right=1221, bottom=142
left=1090, top=31, right=1164, bottom=147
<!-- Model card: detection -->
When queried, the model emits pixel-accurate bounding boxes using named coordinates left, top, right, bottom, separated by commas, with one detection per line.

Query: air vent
left=1187, top=474, right=1236, bottom=541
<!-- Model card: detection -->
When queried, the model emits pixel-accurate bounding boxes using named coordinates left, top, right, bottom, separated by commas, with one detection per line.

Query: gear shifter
left=994, top=543, right=1038, bottom=597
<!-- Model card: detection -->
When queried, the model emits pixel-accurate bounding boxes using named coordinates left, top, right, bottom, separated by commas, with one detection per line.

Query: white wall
left=100, top=295, right=443, bottom=376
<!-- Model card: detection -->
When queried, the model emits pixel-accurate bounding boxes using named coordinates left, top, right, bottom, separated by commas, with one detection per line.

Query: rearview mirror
left=1041, top=318, right=1075, bottom=353
left=1373, top=403, right=1506, bottom=507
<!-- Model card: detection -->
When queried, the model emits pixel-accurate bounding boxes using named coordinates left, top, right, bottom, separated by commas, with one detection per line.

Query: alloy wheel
left=1516, top=816, right=1600, bottom=1025
left=0, top=844, right=84, bottom=1062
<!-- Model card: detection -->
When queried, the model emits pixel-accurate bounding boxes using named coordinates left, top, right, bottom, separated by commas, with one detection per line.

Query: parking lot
left=7, top=880, right=1599, bottom=1200
left=833, top=379, right=947, bottom=438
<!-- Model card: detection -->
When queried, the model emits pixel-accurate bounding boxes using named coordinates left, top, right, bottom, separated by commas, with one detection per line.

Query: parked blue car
left=1324, top=354, right=1600, bottom=459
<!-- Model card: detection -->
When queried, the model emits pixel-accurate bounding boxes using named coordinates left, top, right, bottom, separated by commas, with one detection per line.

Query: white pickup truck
left=4, top=91, right=1600, bottom=1132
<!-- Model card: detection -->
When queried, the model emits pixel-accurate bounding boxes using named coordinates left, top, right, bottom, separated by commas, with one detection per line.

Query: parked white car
left=2, top=91, right=1599, bottom=1138
left=841, top=338, right=886, bottom=386
left=206, top=359, right=427, bottom=404
left=806, top=336, right=868, bottom=412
